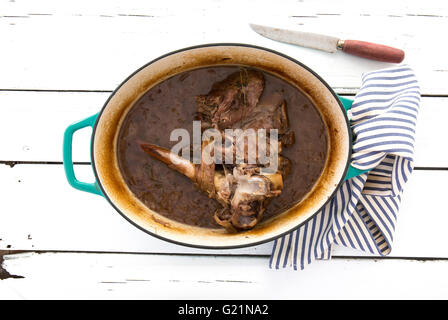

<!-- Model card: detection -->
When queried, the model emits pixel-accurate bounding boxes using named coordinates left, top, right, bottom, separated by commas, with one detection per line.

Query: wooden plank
left=0, top=91, right=109, bottom=163
left=0, top=164, right=447, bottom=259
left=1, top=251, right=448, bottom=299
left=1, top=0, right=447, bottom=94
left=0, top=163, right=273, bottom=256
left=0, top=91, right=446, bottom=167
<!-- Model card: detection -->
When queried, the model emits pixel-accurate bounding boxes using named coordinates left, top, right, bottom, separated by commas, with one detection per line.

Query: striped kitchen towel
left=270, top=65, right=421, bottom=270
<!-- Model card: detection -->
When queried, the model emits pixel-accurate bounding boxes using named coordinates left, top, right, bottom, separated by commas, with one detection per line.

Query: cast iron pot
left=63, top=44, right=366, bottom=249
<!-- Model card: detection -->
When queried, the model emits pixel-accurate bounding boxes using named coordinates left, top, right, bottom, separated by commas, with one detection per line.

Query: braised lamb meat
left=195, top=69, right=264, bottom=130
left=140, top=69, right=295, bottom=232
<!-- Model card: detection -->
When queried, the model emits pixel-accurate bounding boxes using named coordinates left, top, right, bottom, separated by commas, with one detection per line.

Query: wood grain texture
left=342, top=40, right=405, bottom=63
left=1, top=252, right=448, bottom=299
left=0, top=165, right=447, bottom=259
left=0, top=0, right=447, bottom=94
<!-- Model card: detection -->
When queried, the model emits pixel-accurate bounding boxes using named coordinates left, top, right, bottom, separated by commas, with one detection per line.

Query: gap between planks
left=3, top=249, right=448, bottom=262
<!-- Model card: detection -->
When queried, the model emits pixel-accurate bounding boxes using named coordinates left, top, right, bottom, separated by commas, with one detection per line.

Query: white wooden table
left=1, top=0, right=448, bottom=299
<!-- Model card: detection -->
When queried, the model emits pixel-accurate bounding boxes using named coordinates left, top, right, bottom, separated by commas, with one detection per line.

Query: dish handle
left=338, top=95, right=371, bottom=180
left=63, top=113, right=103, bottom=196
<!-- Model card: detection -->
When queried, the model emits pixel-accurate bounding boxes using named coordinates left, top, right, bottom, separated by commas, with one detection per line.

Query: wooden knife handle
left=341, top=40, right=405, bottom=63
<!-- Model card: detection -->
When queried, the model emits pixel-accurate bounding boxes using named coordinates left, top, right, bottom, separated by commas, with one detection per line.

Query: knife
left=250, top=23, right=405, bottom=63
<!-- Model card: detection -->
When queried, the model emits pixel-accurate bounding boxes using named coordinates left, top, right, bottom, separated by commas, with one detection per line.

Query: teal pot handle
left=338, top=96, right=371, bottom=180
left=63, top=113, right=103, bottom=196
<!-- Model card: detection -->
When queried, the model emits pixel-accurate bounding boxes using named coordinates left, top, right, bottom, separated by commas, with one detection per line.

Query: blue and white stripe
left=270, top=65, right=420, bottom=270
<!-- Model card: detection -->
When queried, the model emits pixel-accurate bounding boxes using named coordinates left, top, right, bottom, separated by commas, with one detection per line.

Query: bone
left=140, top=142, right=283, bottom=197
left=140, top=143, right=196, bottom=180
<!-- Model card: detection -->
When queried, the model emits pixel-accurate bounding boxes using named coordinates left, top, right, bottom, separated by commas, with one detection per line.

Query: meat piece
left=278, top=156, right=292, bottom=179
left=194, top=140, right=216, bottom=197
left=195, top=69, right=264, bottom=130
left=214, top=208, right=236, bottom=231
left=240, top=92, right=289, bottom=134
left=281, top=131, right=295, bottom=147
left=214, top=164, right=284, bottom=230
left=213, top=171, right=233, bottom=206
left=212, top=130, right=282, bottom=167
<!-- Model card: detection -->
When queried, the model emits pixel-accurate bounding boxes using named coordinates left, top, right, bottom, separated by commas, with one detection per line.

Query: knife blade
left=249, top=23, right=405, bottom=63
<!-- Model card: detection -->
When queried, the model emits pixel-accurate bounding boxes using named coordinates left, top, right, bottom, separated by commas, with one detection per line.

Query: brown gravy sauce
left=117, top=66, right=328, bottom=228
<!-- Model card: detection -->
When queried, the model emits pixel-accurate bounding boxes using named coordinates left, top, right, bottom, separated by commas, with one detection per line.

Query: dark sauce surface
left=117, top=66, right=328, bottom=228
